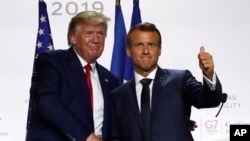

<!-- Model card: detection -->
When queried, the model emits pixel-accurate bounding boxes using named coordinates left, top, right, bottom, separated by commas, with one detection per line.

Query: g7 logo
left=205, top=120, right=218, bottom=129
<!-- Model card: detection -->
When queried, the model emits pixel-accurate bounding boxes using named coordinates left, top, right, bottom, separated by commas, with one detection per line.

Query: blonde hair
left=67, top=11, right=110, bottom=46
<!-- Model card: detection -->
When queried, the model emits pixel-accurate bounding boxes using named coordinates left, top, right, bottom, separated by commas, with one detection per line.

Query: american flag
left=34, top=0, right=54, bottom=59
left=26, top=0, right=53, bottom=130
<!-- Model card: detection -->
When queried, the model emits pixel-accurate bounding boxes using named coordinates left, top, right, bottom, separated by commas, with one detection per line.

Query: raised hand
left=198, top=46, right=214, bottom=80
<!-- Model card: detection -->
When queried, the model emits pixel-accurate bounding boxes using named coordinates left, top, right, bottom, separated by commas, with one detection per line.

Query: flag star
left=40, top=15, right=47, bottom=23
left=36, top=41, right=43, bottom=48
left=34, top=2, right=54, bottom=57
left=47, top=44, right=54, bottom=50
left=38, top=28, right=44, bottom=36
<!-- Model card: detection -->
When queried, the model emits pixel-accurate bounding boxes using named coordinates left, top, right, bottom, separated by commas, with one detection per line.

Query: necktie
left=84, top=64, right=93, bottom=110
left=140, top=78, right=152, bottom=141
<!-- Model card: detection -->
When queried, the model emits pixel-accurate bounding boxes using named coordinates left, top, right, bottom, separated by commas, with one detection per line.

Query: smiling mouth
left=90, top=46, right=100, bottom=50
left=141, top=56, right=151, bottom=59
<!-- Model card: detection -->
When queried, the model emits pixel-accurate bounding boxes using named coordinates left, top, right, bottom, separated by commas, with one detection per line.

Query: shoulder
left=36, top=50, right=68, bottom=62
left=159, top=67, right=190, bottom=76
left=37, top=49, right=68, bottom=61
left=96, top=63, right=120, bottom=86
left=157, top=67, right=194, bottom=81
left=111, top=79, right=133, bottom=95
left=34, top=49, right=73, bottom=72
left=96, top=63, right=115, bottom=78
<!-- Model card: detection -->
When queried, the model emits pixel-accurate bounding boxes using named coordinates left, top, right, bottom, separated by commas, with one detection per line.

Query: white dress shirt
left=75, top=49, right=103, bottom=136
left=134, top=68, right=157, bottom=111
left=134, top=66, right=217, bottom=111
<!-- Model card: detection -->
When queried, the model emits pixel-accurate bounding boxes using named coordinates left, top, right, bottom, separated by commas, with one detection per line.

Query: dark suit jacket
left=110, top=67, right=223, bottom=141
left=26, top=47, right=120, bottom=141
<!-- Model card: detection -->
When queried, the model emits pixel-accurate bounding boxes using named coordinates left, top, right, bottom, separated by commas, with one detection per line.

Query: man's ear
left=70, top=33, right=77, bottom=45
left=126, top=46, right=132, bottom=57
left=158, top=46, right=162, bottom=56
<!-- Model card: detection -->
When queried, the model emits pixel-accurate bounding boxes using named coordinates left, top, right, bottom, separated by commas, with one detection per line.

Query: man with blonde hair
left=26, top=11, right=120, bottom=141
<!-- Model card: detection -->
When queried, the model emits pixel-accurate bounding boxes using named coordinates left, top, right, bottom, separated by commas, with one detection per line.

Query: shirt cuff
left=203, top=72, right=216, bottom=91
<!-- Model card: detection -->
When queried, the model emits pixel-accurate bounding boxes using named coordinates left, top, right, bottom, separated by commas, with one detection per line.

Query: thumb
left=200, top=46, right=205, bottom=53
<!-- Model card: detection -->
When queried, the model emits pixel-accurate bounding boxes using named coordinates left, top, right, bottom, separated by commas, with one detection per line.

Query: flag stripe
left=110, top=4, right=127, bottom=84
left=124, top=0, right=142, bottom=81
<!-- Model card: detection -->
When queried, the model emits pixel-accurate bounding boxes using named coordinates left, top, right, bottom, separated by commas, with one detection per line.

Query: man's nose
left=142, top=46, right=149, bottom=54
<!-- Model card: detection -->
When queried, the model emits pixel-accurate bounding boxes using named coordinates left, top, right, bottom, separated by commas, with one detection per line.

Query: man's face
left=126, top=30, right=161, bottom=77
left=70, top=23, right=106, bottom=63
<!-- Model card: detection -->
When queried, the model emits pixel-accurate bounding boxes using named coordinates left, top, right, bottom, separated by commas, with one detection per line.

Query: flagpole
left=116, top=0, right=120, bottom=5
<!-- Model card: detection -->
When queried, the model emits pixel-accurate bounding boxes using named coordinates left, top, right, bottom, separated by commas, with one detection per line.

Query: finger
left=96, top=135, right=102, bottom=139
left=200, top=46, right=205, bottom=53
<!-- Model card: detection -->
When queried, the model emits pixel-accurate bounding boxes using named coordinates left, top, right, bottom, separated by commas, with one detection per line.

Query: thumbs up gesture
left=198, top=46, right=214, bottom=80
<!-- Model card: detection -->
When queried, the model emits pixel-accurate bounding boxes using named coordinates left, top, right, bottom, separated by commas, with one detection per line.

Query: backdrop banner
left=1, top=0, right=250, bottom=140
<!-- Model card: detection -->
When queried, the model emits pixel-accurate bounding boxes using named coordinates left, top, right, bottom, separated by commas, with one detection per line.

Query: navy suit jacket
left=26, top=47, right=120, bottom=141
left=110, top=67, right=223, bottom=141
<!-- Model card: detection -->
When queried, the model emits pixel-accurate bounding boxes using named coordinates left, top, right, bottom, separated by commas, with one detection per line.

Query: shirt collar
left=73, top=48, right=96, bottom=72
left=134, top=66, right=158, bottom=85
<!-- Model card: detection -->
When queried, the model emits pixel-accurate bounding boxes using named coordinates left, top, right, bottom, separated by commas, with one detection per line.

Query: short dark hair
left=127, top=22, right=162, bottom=47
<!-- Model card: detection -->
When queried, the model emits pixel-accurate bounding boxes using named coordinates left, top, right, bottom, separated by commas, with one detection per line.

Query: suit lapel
left=65, top=48, right=93, bottom=120
left=96, top=63, right=110, bottom=99
left=127, top=69, right=168, bottom=130
left=127, top=79, right=144, bottom=130
left=151, top=67, right=167, bottom=118
left=96, top=63, right=112, bottom=139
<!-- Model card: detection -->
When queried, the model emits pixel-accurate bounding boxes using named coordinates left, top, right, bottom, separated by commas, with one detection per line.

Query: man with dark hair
left=110, top=22, right=223, bottom=141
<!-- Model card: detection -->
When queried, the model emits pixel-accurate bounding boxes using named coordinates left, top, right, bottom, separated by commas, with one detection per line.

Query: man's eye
left=135, top=44, right=142, bottom=48
left=148, top=43, right=157, bottom=48
left=84, top=32, right=92, bottom=36
left=98, top=32, right=105, bottom=36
